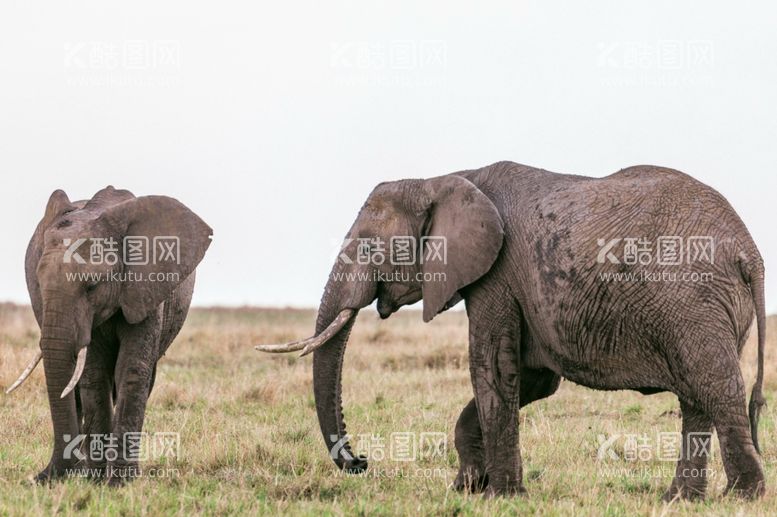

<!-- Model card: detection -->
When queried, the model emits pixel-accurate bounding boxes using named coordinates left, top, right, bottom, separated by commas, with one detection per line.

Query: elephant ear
left=420, top=175, right=504, bottom=322
left=26, top=190, right=76, bottom=325
left=100, top=196, right=213, bottom=324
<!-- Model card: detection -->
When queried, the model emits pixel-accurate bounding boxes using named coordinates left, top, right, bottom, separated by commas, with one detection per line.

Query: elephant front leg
left=36, top=346, right=83, bottom=483
left=467, top=293, right=523, bottom=496
left=79, top=342, right=117, bottom=480
left=107, top=315, right=161, bottom=486
left=453, top=369, right=560, bottom=493
left=68, top=329, right=120, bottom=481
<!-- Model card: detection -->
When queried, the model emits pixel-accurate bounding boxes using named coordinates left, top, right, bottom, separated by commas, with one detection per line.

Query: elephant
left=257, top=161, right=767, bottom=500
left=6, top=186, right=212, bottom=485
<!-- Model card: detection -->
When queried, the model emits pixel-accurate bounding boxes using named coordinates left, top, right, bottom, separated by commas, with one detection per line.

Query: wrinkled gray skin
left=288, top=162, right=766, bottom=500
left=20, top=186, right=211, bottom=485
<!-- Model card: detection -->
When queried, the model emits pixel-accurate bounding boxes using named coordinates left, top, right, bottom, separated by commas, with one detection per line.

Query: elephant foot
left=33, top=467, right=58, bottom=485
left=453, top=464, right=489, bottom=493
left=483, top=483, right=527, bottom=498
left=106, top=475, right=127, bottom=488
left=479, top=467, right=525, bottom=498
left=33, top=460, right=81, bottom=484
left=725, top=470, right=766, bottom=499
left=661, top=481, right=706, bottom=502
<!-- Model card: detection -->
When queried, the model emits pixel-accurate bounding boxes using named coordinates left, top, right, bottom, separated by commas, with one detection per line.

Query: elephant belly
left=531, top=330, right=671, bottom=393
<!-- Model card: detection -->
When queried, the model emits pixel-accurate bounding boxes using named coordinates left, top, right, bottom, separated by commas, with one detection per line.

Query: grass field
left=1, top=302, right=775, bottom=516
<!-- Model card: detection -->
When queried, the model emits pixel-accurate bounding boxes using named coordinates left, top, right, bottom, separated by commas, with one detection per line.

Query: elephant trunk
left=254, top=237, right=377, bottom=472
left=312, top=303, right=364, bottom=471
left=39, top=306, right=83, bottom=477
left=311, top=261, right=374, bottom=472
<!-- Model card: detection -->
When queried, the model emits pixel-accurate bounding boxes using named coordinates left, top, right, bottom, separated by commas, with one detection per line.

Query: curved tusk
left=5, top=350, right=43, bottom=394
left=60, top=347, right=87, bottom=399
left=255, top=309, right=355, bottom=357
left=299, top=309, right=354, bottom=357
left=254, top=337, right=310, bottom=353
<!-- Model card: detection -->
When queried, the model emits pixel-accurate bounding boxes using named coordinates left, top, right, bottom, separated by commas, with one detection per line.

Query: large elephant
left=6, top=186, right=212, bottom=485
left=257, top=161, right=766, bottom=500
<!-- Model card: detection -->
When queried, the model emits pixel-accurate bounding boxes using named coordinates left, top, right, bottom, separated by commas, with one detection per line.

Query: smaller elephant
left=6, top=186, right=212, bottom=485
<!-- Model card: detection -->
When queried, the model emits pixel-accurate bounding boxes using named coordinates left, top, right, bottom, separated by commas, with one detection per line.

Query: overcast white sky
left=1, top=1, right=775, bottom=311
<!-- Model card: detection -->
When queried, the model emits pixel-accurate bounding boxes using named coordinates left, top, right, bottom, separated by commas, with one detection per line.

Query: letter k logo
left=597, top=238, right=621, bottom=264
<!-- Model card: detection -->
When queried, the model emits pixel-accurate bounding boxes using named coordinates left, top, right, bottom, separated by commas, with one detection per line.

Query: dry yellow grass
left=0, top=302, right=775, bottom=516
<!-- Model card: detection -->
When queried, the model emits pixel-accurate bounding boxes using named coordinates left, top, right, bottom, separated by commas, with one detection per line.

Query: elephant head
left=256, top=175, right=504, bottom=472
left=8, top=186, right=211, bottom=477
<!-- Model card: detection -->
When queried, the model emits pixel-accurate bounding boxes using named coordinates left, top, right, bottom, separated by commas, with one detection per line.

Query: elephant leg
left=78, top=332, right=118, bottom=480
left=453, top=368, right=560, bottom=492
left=466, top=288, right=524, bottom=496
left=683, top=341, right=764, bottom=499
left=107, top=311, right=162, bottom=486
left=714, top=396, right=764, bottom=497
left=662, top=400, right=713, bottom=501
left=75, top=385, right=83, bottom=434
left=453, top=398, right=487, bottom=492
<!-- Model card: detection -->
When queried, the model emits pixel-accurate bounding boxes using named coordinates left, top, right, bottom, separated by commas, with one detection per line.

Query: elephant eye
left=85, top=282, right=99, bottom=293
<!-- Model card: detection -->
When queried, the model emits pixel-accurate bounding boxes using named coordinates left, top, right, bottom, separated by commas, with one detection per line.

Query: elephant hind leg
left=678, top=339, right=764, bottom=499
left=453, top=368, right=559, bottom=493
left=662, top=400, right=713, bottom=501
left=709, top=384, right=765, bottom=498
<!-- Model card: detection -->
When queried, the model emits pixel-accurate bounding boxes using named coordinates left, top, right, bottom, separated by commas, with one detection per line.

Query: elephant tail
left=746, top=261, right=767, bottom=454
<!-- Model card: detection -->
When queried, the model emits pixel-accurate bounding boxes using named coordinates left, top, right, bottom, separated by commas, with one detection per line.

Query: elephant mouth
left=376, top=283, right=421, bottom=319
left=377, top=303, right=394, bottom=319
